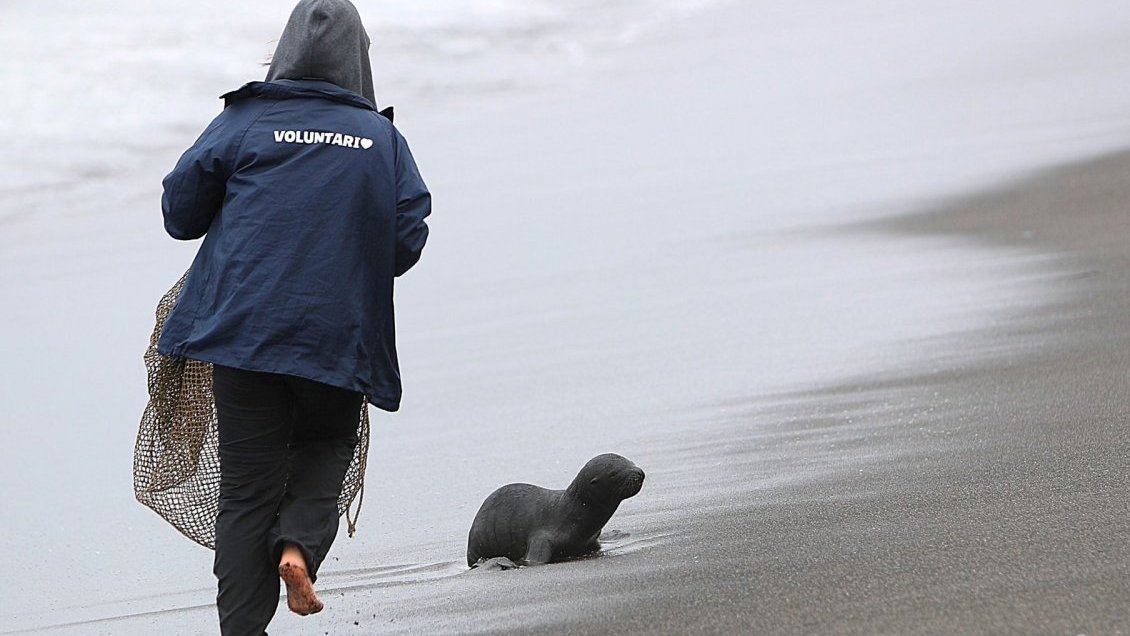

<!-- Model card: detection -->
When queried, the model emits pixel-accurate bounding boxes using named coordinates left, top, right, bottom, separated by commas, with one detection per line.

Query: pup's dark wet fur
left=467, top=453, right=645, bottom=567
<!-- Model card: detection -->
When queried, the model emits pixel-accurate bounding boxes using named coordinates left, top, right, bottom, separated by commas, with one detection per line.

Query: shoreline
left=388, top=149, right=1130, bottom=634
left=583, top=150, right=1130, bottom=634
left=221, top=150, right=1129, bottom=636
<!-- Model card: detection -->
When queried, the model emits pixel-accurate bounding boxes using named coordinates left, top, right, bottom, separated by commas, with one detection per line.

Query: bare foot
left=279, top=547, right=324, bottom=616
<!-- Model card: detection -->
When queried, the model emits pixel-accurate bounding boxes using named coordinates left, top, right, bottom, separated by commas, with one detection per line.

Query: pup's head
left=572, top=453, right=645, bottom=504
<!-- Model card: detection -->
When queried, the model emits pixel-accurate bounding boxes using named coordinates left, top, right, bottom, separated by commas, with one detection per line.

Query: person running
left=157, top=1, right=430, bottom=633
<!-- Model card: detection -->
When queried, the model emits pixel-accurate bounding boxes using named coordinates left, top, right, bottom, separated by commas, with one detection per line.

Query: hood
left=265, top=0, right=376, bottom=106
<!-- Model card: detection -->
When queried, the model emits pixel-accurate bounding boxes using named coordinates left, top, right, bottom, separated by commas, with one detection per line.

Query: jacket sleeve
left=392, top=129, right=431, bottom=277
left=161, top=111, right=236, bottom=240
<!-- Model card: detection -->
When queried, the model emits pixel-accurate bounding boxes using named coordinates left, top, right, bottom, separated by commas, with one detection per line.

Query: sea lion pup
left=466, top=453, right=645, bottom=567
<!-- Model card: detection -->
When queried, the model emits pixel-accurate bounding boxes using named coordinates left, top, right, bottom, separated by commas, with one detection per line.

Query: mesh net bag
left=134, top=272, right=370, bottom=549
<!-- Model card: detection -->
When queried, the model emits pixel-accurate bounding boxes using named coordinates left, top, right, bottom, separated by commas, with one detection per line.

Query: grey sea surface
left=2, top=0, right=1130, bottom=633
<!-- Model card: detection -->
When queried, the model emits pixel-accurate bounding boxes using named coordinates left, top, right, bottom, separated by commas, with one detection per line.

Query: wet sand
left=325, top=151, right=1130, bottom=634
left=625, top=151, right=1130, bottom=635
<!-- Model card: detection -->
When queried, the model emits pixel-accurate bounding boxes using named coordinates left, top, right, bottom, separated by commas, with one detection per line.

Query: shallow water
left=2, top=0, right=1130, bottom=633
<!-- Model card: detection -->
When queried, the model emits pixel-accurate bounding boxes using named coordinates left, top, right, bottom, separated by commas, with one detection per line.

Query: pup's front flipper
left=524, top=535, right=553, bottom=565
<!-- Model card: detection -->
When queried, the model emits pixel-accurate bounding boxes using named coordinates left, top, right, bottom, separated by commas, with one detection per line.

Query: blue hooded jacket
left=156, top=74, right=430, bottom=411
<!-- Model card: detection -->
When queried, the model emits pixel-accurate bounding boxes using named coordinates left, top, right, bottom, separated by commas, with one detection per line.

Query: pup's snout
left=622, top=466, right=645, bottom=497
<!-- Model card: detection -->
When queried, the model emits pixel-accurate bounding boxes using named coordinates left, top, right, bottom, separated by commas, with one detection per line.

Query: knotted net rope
left=133, top=272, right=370, bottom=549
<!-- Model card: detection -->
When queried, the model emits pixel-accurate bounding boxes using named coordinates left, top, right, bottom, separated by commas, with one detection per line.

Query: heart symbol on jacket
left=360, top=138, right=373, bottom=149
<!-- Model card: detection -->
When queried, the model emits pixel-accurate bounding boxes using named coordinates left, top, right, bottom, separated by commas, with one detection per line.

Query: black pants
left=212, top=365, right=362, bottom=636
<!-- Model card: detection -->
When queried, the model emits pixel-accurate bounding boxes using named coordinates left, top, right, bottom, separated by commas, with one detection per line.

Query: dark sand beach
left=308, top=151, right=1129, bottom=635
left=632, top=151, right=1130, bottom=635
